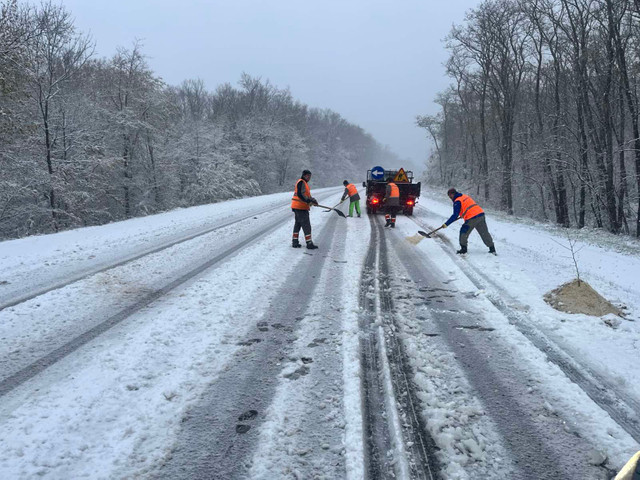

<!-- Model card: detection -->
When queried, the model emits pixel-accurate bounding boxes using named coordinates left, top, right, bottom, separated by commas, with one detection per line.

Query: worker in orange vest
left=291, top=169, right=319, bottom=249
left=383, top=181, right=400, bottom=228
left=341, top=180, right=361, bottom=217
left=442, top=188, right=496, bottom=254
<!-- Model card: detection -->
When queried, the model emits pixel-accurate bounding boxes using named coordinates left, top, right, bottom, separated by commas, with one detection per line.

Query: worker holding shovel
left=341, top=180, right=361, bottom=217
left=442, top=188, right=496, bottom=255
left=291, top=169, right=319, bottom=249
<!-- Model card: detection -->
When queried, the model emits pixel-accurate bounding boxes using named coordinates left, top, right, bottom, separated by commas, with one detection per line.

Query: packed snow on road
left=0, top=186, right=638, bottom=479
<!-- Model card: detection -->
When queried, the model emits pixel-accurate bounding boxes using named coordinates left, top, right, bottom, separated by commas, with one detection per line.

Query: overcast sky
left=60, top=0, right=480, bottom=173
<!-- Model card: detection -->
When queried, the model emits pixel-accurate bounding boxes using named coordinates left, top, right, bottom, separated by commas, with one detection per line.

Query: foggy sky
left=60, top=0, right=480, bottom=173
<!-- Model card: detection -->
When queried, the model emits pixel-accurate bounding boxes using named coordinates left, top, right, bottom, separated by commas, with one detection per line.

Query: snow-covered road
left=0, top=186, right=638, bottom=479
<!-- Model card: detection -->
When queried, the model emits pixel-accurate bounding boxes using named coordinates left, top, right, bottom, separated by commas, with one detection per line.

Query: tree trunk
left=617, top=82, right=629, bottom=233
left=612, top=0, right=640, bottom=236
left=42, top=97, right=58, bottom=232
left=123, top=135, right=131, bottom=218
left=480, top=81, right=489, bottom=201
left=146, top=132, right=160, bottom=207
left=500, top=109, right=514, bottom=215
left=553, top=59, right=569, bottom=227
left=576, top=94, right=588, bottom=229
left=601, top=0, right=619, bottom=233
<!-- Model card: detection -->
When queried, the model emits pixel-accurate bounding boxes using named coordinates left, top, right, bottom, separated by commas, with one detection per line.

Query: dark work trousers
left=385, top=205, right=401, bottom=220
left=459, top=214, right=494, bottom=248
left=292, top=208, right=312, bottom=242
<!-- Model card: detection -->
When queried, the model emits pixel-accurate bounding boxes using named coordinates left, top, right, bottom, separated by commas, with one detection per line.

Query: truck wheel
left=367, top=207, right=372, bottom=214
left=404, top=208, right=413, bottom=216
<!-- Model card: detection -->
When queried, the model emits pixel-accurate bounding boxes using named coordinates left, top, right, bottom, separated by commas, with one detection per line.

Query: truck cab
left=363, top=168, right=421, bottom=216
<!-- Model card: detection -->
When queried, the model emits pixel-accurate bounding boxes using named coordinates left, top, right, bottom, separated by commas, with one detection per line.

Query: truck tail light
left=406, top=199, right=414, bottom=206
left=371, top=197, right=380, bottom=205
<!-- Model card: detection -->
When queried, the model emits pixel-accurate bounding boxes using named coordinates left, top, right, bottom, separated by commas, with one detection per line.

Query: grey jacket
left=385, top=184, right=400, bottom=207
left=342, top=187, right=360, bottom=202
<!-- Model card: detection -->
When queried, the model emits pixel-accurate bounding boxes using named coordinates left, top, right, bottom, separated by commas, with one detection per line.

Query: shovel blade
left=315, top=204, right=346, bottom=218
left=417, top=230, right=432, bottom=238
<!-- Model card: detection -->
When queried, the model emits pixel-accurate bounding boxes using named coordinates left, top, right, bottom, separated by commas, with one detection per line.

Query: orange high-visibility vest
left=346, top=183, right=358, bottom=197
left=388, top=182, right=399, bottom=198
left=457, top=194, right=484, bottom=220
left=291, top=179, right=311, bottom=210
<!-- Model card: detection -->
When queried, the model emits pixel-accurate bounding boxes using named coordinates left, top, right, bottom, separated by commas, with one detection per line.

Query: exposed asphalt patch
left=307, top=337, right=327, bottom=347
left=236, top=425, right=251, bottom=434
left=453, top=325, right=495, bottom=332
left=237, top=338, right=262, bottom=346
left=238, top=410, right=258, bottom=421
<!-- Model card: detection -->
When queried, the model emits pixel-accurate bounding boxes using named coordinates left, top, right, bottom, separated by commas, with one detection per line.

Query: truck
left=363, top=168, right=421, bottom=216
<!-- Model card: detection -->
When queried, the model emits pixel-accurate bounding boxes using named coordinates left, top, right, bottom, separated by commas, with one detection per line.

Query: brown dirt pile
left=544, top=279, right=624, bottom=317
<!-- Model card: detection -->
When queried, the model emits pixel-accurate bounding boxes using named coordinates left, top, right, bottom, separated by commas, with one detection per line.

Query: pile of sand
left=405, top=234, right=425, bottom=245
left=544, top=278, right=624, bottom=317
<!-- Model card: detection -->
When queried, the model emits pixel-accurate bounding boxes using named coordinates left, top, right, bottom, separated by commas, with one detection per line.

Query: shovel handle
left=314, top=204, right=346, bottom=218
left=417, top=218, right=460, bottom=237
left=418, top=225, right=444, bottom=238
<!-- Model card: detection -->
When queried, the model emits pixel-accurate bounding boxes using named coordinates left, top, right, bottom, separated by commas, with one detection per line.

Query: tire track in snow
left=391, top=226, right=608, bottom=479
left=0, top=191, right=342, bottom=312
left=359, top=218, right=396, bottom=478
left=0, top=210, right=291, bottom=398
left=0, top=203, right=285, bottom=312
left=376, top=220, right=440, bottom=480
left=359, top=214, right=439, bottom=479
left=156, top=215, right=342, bottom=479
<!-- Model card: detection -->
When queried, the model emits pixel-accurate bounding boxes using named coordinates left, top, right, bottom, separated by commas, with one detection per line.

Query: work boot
left=292, top=240, right=301, bottom=248
left=390, top=222, right=395, bottom=228
left=384, top=219, right=391, bottom=227
left=456, top=246, right=467, bottom=254
left=357, top=214, right=361, bottom=218
left=306, top=241, right=318, bottom=250
left=488, top=246, right=496, bottom=254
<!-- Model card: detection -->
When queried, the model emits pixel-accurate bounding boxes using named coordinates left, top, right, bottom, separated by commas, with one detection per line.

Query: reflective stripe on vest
left=291, top=179, right=311, bottom=210
left=388, top=182, right=399, bottom=198
left=457, top=194, right=484, bottom=220
left=346, top=183, right=358, bottom=197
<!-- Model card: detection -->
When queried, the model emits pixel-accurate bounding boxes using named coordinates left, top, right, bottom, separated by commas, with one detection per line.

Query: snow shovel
left=418, top=218, right=459, bottom=238
left=418, top=226, right=444, bottom=238
left=322, top=199, right=345, bottom=213
left=314, top=204, right=347, bottom=218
